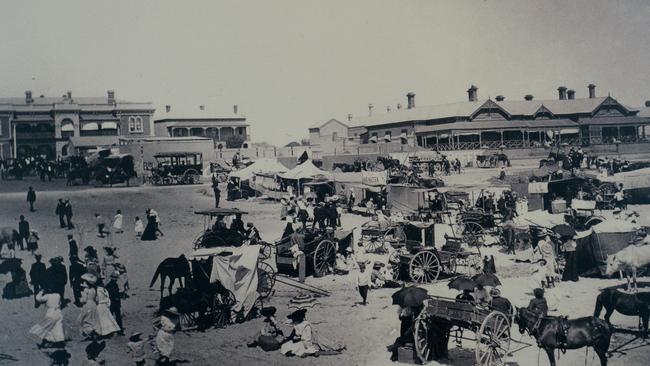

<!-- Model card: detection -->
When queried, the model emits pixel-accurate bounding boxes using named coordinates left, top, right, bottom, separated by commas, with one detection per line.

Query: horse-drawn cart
left=359, top=221, right=406, bottom=253
left=275, top=229, right=353, bottom=277
left=414, top=296, right=511, bottom=365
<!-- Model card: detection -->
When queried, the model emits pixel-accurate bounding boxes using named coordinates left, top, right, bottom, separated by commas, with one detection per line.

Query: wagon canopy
left=229, top=158, right=288, bottom=181
left=280, top=160, right=332, bottom=180
left=575, top=219, right=639, bottom=276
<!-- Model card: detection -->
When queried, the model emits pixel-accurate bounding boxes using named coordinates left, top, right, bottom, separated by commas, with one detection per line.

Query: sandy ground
left=1, top=168, right=649, bottom=366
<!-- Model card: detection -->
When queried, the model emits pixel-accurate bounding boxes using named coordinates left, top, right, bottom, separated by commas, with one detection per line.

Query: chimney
left=233, top=105, right=238, bottom=115
left=66, top=90, right=72, bottom=100
left=25, top=90, right=33, bottom=104
left=396, top=103, right=402, bottom=110
left=467, top=85, right=478, bottom=102
left=347, top=113, right=353, bottom=122
left=567, top=89, right=576, bottom=100
left=588, top=84, right=596, bottom=99
left=386, top=106, right=391, bottom=113
left=107, top=90, right=115, bottom=104
left=524, top=94, right=534, bottom=101
left=165, top=105, right=171, bottom=113
left=406, top=92, right=416, bottom=109
left=558, top=86, right=567, bottom=100
left=495, top=95, right=505, bottom=102
left=368, top=104, right=374, bottom=116
left=199, top=105, right=205, bottom=111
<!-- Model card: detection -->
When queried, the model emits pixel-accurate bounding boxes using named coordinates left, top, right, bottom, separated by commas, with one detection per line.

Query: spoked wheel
left=257, top=261, right=276, bottom=299
left=362, top=237, right=386, bottom=253
left=246, top=297, right=264, bottom=321
left=183, top=169, right=200, bottom=184
left=258, top=242, right=273, bottom=260
left=414, top=313, right=432, bottom=362
left=463, top=222, right=484, bottom=247
left=213, top=290, right=236, bottom=328
left=313, top=240, right=336, bottom=277
left=409, top=251, right=441, bottom=283
left=476, top=311, right=511, bottom=366
left=389, top=250, right=401, bottom=281
left=178, top=311, right=197, bottom=330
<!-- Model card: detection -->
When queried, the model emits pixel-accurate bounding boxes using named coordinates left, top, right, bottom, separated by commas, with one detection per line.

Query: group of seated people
left=206, top=214, right=261, bottom=246
left=455, top=285, right=513, bottom=316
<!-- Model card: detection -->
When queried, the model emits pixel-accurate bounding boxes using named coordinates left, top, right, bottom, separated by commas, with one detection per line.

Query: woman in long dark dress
left=561, top=236, right=579, bottom=282
left=140, top=210, right=157, bottom=241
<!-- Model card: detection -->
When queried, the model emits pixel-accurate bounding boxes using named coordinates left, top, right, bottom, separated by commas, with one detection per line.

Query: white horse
left=605, top=244, right=650, bottom=292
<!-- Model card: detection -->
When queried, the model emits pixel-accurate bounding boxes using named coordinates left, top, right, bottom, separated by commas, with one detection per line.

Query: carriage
left=389, top=222, right=482, bottom=283
left=414, top=296, right=512, bottom=365
left=91, top=154, right=137, bottom=186
left=275, top=228, right=353, bottom=277
left=476, top=152, right=509, bottom=168
left=150, top=152, right=203, bottom=185
left=359, top=221, right=406, bottom=254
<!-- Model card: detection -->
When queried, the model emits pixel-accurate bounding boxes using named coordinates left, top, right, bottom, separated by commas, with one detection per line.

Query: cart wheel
left=178, top=311, right=196, bottom=330
left=584, top=217, right=603, bottom=229
left=258, top=242, right=273, bottom=260
left=476, top=311, right=511, bottom=366
left=313, top=240, right=336, bottom=277
left=463, top=222, right=484, bottom=247
left=409, top=251, right=441, bottom=283
left=414, top=313, right=432, bottom=362
left=257, top=261, right=276, bottom=299
left=362, top=237, right=386, bottom=254
left=213, top=290, right=236, bottom=328
left=389, top=251, right=401, bottom=281
left=246, top=297, right=264, bottom=320
left=183, top=169, right=200, bottom=184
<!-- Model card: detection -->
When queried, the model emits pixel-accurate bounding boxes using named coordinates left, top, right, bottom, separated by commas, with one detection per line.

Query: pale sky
left=1, top=0, right=649, bottom=145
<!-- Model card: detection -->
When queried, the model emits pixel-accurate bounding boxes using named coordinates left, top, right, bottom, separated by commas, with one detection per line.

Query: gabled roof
left=349, top=96, right=634, bottom=128
left=309, top=118, right=348, bottom=129
left=469, top=100, right=511, bottom=119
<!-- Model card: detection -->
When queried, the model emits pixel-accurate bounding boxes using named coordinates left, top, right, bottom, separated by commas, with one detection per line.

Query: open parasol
left=472, top=273, right=501, bottom=287
left=392, top=286, right=428, bottom=308
left=448, top=276, right=476, bottom=291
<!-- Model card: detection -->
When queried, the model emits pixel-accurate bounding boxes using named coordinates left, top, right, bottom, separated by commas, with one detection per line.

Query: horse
left=515, top=307, right=611, bottom=366
left=605, top=245, right=650, bottom=292
left=0, top=227, right=20, bottom=257
left=149, top=255, right=191, bottom=298
left=594, top=288, right=650, bottom=337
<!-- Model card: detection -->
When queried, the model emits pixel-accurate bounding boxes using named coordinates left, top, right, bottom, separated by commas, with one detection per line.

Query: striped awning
left=383, top=135, right=391, bottom=142
left=369, top=136, right=378, bottom=143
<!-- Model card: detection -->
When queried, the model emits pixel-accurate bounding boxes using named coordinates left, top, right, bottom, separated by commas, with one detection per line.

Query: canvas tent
left=228, top=158, right=288, bottom=181
left=574, top=219, right=639, bottom=276
left=280, top=160, right=332, bottom=180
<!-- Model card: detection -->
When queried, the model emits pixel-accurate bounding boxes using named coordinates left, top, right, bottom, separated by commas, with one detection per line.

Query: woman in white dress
left=112, top=210, right=124, bottom=233
left=29, top=288, right=65, bottom=347
left=78, top=273, right=121, bottom=339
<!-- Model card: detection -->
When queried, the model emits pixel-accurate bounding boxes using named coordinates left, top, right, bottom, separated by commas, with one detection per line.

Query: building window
left=128, top=116, right=144, bottom=134
left=332, top=132, right=338, bottom=141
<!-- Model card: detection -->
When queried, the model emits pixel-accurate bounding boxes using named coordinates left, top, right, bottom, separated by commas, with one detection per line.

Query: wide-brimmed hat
left=490, top=288, right=501, bottom=297
left=81, top=273, right=98, bottom=285
left=287, top=308, right=307, bottom=322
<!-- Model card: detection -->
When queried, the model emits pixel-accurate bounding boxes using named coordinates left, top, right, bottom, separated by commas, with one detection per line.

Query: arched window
left=128, top=116, right=144, bottom=133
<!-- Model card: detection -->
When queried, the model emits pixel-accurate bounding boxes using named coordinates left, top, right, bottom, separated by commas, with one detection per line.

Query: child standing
left=113, top=210, right=124, bottom=234
left=134, top=217, right=144, bottom=237
left=356, top=263, right=371, bottom=305
left=127, top=332, right=146, bottom=366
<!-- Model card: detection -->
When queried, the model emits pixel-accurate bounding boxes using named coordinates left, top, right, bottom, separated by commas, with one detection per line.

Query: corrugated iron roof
left=415, top=119, right=579, bottom=134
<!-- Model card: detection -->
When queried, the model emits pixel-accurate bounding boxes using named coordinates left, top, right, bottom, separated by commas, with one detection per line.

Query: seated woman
left=248, top=307, right=283, bottom=351
left=281, top=309, right=318, bottom=357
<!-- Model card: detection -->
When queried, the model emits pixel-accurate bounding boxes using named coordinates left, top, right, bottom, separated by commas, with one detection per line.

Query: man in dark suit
left=68, top=255, right=85, bottom=306
left=29, top=253, right=47, bottom=307
left=46, top=257, right=68, bottom=307
left=26, top=186, right=36, bottom=212
left=55, top=199, right=66, bottom=228
left=64, top=200, right=74, bottom=229
left=67, top=234, right=78, bottom=259
left=18, top=215, right=29, bottom=251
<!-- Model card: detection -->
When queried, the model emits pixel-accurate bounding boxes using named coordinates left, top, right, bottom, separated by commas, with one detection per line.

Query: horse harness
left=529, top=314, right=571, bottom=352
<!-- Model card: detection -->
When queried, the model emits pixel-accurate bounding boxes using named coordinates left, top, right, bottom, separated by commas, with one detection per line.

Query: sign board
left=362, top=171, right=387, bottom=186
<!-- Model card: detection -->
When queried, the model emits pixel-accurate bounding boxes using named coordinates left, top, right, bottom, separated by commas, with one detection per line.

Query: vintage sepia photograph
left=1, top=1, right=650, bottom=365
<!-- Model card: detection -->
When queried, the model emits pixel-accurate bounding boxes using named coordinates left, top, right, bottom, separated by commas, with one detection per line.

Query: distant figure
left=29, top=253, right=47, bottom=306
left=67, top=234, right=78, bottom=259
left=29, top=288, right=65, bottom=348
left=212, top=182, right=221, bottom=208
left=488, top=288, right=512, bottom=315
left=356, top=263, right=370, bottom=305
left=134, top=216, right=144, bottom=237
left=113, top=210, right=124, bottom=234
left=18, top=215, right=29, bottom=250
left=64, top=200, right=74, bottom=229
left=27, top=230, right=40, bottom=254
left=69, top=255, right=85, bottom=306
left=230, top=213, right=246, bottom=234
left=55, top=199, right=66, bottom=228
left=105, top=271, right=124, bottom=332
left=527, top=288, right=549, bottom=321
left=95, top=214, right=108, bottom=238
left=27, top=186, right=36, bottom=212
left=46, top=257, right=67, bottom=307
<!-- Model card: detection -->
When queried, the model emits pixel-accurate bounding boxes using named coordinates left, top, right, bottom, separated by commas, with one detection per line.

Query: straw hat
left=81, top=273, right=98, bottom=285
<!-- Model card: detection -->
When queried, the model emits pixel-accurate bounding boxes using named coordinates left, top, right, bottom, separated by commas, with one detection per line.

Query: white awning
left=81, top=122, right=98, bottom=131
left=102, top=121, right=118, bottom=130
left=438, top=134, right=449, bottom=139
left=560, top=128, right=579, bottom=135
left=369, top=136, right=378, bottom=143
left=61, top=123, right=74, bottom=132
left=457, top=131, right=479, bottom=136
left=383, top=135, right=391, bottom=142
left=399, top=132, right=407, bottom=139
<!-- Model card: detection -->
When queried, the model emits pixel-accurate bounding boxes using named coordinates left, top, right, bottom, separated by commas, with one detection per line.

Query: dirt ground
left=1, top=167, right=649, bottom=366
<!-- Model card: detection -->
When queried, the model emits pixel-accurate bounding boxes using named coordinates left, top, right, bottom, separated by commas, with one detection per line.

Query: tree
left=225, top=135, right=245, bottom=149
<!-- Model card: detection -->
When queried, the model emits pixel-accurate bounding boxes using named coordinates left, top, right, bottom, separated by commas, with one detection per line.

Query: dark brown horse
left=149, top=255, right=191, bottom=298
left=594, top=288, right=650, bottom=337
left=515, top=307, right=611, bottom=366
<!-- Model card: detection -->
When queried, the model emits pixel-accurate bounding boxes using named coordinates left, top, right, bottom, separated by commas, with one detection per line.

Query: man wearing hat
left=69, top=255, right=85, bottom=306
left=527, top=288, right=549, bottom=320
left=67, top=234, right=78, bottom=259
left=105, top=270, right=124, bottom=332
left=29, top=253, right=47, bottom=307
left=488, top=288, right=512, bottom=315
left=46, top=256, right=68, bottom=307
